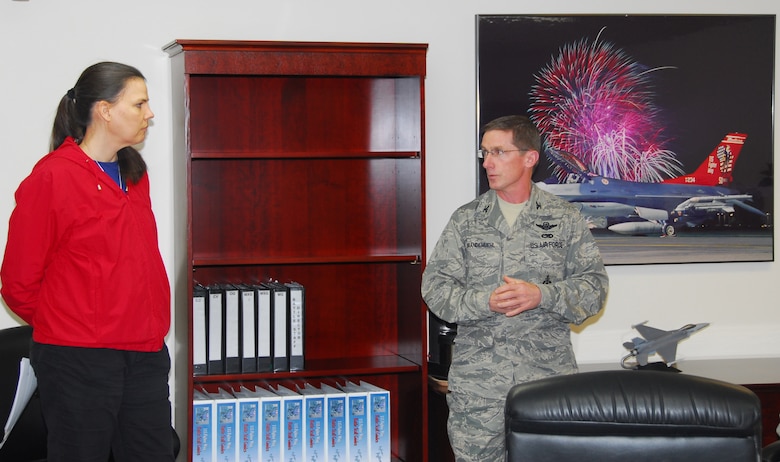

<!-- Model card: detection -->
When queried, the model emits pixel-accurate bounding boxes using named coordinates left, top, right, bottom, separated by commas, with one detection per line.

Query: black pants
left=30, top=342, right=174, bottom=462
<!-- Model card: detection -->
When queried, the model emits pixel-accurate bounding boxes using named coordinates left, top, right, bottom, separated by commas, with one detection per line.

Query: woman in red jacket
left=1, top=62, right=173, bottom=461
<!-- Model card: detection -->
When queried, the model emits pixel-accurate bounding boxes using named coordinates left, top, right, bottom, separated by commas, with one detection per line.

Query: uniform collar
left=477, top=184, right=547, bottom=217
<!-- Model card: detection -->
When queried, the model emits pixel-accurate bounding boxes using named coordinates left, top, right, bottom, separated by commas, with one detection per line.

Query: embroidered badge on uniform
left=535, top=222, right=558, bottom=231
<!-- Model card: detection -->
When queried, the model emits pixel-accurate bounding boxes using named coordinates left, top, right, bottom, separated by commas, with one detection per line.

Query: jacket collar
left=475, top=184, right=550, bottom=232
left=33, top=137, right=94, bottom=171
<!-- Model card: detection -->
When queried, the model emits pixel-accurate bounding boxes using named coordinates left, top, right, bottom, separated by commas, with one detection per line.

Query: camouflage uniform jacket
left=422, top=184, right=608, bottom=399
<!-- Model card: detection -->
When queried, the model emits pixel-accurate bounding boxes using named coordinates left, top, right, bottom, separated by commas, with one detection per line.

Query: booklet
left=0, top=358, right=37, bottom=450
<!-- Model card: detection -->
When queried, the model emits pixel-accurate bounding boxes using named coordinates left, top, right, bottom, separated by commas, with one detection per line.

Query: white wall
left=1, top=0, right=778, bottom=426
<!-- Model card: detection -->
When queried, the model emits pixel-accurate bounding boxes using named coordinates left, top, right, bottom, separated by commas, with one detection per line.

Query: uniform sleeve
left=536, top=213, right=609, bottom=325
left=0, top=172, right=56, bottom=325
left=421, top=213, right=493, bottom=324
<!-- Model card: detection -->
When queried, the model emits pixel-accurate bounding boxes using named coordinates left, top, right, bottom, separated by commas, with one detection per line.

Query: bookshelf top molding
left=163, top=39, right=428, bottom=77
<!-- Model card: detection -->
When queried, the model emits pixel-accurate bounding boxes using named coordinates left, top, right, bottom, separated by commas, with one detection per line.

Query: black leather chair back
left=506, top=370, right=762, bottom=462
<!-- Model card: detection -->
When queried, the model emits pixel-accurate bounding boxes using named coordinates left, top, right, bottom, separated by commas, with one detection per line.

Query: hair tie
left=66, top=88, right=76, bottom=102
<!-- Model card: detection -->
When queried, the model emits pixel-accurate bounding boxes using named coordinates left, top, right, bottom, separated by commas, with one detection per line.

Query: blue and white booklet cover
left=360, top=381, right=391, bottom=462
left=192, top=389, right=216, bottom=462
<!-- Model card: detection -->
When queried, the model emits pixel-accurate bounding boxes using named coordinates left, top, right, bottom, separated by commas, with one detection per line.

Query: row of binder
left=192, top=380, right=391, bottom=462
left=192, top=281, right=305, bottom=375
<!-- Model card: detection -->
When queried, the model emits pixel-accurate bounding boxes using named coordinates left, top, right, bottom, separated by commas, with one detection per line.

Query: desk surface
left=579, top=357, right=780, bottom=385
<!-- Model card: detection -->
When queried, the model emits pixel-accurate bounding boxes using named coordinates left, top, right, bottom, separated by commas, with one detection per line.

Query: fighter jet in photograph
left=536, top=133, right=768, bottom=236
left=621, top=321, right=709, bottom=368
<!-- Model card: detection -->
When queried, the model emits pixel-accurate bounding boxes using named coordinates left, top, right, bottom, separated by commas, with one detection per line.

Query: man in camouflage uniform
left=422, top=115, right=608, bottom=461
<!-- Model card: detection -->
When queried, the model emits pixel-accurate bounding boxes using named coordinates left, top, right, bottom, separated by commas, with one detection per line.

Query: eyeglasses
left=477, top=148, right=528, bottom=159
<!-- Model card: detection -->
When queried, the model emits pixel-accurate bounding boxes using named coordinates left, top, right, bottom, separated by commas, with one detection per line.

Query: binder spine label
left=192, top=290, right=207, bottom=375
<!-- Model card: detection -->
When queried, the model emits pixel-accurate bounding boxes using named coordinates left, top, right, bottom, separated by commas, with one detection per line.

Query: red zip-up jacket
left=1, top=137, right=170, bottom=351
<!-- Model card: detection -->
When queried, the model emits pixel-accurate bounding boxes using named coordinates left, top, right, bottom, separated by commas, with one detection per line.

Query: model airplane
left=536, top=133, right=768, bottom=236
left=621, top=321, right=709, bottom=369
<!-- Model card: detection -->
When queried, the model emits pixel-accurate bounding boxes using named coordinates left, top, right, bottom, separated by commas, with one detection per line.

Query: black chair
left=506, top=370, right=779, bottom=462
left=0, top=325, right=46, bottom=462
left=765, top=440, right=780, bottom=462
left=0, top=325, right=180, bottom=461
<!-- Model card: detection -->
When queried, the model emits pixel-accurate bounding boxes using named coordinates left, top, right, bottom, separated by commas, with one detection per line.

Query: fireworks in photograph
left=476, top=15, right=774, bottom=265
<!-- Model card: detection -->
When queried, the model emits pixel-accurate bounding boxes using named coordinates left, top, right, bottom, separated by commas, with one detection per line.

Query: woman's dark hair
left=51, top=62, right=148, bottom=184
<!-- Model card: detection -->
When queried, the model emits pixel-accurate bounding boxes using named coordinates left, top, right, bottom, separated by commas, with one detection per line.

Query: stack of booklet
left=192, top=380, right=390, bottom=462
left=192, top=281, right=305, bottom=376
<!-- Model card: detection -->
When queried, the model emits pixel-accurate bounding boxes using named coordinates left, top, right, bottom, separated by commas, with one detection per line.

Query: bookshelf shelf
left=192, top=254, right=421, bottom=267
left=167, top=40, right=429, bottom=462
left=191, top=150, right=421, bottom=159
left=193, top=355, right=422, bottom=385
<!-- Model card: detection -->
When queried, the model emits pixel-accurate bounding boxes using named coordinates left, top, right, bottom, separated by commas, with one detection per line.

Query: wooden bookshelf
left=165, top=40, right=429, bottom=461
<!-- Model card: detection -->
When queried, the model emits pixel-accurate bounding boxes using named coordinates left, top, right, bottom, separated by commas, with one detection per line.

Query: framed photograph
left=476, top=14, right=775, bottom=265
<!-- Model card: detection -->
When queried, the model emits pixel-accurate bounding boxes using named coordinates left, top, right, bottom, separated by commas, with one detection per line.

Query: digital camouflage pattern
left=445, top=392, right=505, bottom=461
left=422, top=184, right=608, bottom=461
